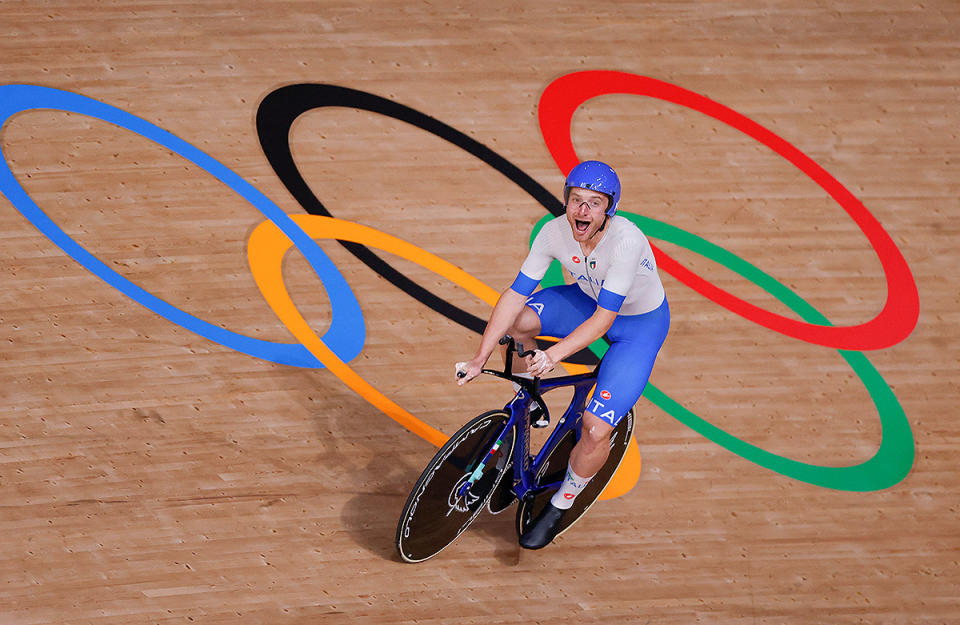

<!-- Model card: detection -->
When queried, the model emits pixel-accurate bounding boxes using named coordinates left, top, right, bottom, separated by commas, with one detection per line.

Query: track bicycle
left=395, top=335, right=634, bottom=563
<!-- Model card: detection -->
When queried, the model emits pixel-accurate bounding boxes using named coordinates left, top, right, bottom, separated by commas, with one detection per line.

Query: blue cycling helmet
left=563, top=160, right=620, bottom=216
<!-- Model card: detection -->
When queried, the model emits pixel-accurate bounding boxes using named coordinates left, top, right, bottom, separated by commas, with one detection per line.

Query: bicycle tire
left=515, top=408, right=635, bottom=541
left=396, top=410, right=515, bottom=563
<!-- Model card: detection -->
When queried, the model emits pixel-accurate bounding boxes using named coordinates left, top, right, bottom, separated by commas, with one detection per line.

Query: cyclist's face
left=565, top=188, right=609, bottom=241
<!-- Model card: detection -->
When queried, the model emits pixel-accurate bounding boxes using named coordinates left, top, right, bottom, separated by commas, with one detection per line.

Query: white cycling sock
left=550, top=465, right=594, bottom=510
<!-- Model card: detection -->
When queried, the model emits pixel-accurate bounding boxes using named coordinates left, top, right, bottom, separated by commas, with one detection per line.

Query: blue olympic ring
left=0, top=84, right=365, bottom=368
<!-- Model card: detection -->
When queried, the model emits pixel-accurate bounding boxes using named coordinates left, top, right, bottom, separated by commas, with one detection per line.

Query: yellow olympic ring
left=247, top=214, right=640, bottom=500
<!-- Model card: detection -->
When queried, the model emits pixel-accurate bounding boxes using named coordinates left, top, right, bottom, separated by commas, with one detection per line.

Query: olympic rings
left=1, top=79, right=916, bottom=492
left=532, top=212, right=914, bottom=491
left=539, top=70, right=920, bottom=351
left=0, top=84, right=365, bottom=368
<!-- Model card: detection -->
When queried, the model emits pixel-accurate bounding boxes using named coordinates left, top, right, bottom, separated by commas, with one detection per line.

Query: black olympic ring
left=256, top=83, right=599, bottom=364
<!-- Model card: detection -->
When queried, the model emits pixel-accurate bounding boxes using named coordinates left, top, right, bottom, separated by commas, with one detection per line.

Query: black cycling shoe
left=519, top=502, right=566, bottom=549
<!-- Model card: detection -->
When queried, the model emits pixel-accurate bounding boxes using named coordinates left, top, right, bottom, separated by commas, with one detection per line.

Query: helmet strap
left=590, top=215, right=608, bottom=239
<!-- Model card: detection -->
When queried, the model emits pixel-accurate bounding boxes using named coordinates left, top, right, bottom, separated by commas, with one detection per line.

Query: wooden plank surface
left=1, top=2, right=958, bottom=623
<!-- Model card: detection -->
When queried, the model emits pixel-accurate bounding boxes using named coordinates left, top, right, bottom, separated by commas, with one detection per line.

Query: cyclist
left=456, top=160, right=669, bottom=549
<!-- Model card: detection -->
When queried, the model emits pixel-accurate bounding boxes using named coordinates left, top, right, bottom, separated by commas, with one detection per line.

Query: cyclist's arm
left=473, top=287, right=529, bottom=366
left=456, top=287, right=529, bottom=385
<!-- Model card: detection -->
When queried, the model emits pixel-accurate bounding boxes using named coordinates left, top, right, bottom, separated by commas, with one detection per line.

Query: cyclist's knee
left=509, top=305, right=541, bottom=338
left=581, top=412, right=614, bottom=448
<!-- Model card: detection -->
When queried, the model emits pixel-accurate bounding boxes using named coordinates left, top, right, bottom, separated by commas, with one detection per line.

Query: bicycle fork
left=454, top=427, right=511, bottom=501
left=454, top=389, right=532, bottom=502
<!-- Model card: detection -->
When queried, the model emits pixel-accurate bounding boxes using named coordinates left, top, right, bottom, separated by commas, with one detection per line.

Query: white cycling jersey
left=515, top=215, right=665, bottom=315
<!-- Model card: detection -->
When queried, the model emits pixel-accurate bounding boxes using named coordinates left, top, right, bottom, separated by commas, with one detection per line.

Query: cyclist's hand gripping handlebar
left=455, top=335, right=536, bottom=384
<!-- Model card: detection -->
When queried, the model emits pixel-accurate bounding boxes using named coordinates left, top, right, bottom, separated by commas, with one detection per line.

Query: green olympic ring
left=532, top=212, right=914, bottom=492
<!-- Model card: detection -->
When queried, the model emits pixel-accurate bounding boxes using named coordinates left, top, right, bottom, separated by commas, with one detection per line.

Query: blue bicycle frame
left=501, top=371, right=598, bottom=499
left=456, top=336, right=600, bottom=503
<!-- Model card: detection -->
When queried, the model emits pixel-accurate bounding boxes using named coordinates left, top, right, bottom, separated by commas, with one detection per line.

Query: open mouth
left=575, top=219, right=590, bottom=234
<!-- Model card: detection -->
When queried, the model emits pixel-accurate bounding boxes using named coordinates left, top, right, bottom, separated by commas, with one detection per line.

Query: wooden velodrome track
left=1, top=2, right=958, bottom=623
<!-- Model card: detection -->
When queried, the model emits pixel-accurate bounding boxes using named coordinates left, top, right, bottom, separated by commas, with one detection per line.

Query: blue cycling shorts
left=525, top=283, right=670, bottom=427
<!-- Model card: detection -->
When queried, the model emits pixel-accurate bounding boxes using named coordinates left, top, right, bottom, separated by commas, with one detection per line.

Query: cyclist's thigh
left=524, top=284, right=596, bottom=339
left=587, top=299, right=671, bottom=427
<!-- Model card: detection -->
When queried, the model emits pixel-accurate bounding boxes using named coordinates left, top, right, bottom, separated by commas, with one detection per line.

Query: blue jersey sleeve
left=509, top=271, right=540, bottom=296
left=597, top=287, right=626, bottom=312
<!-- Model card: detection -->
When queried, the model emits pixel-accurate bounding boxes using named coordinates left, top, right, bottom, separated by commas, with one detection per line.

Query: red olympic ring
left=539, top=70, right=919, bottom=350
